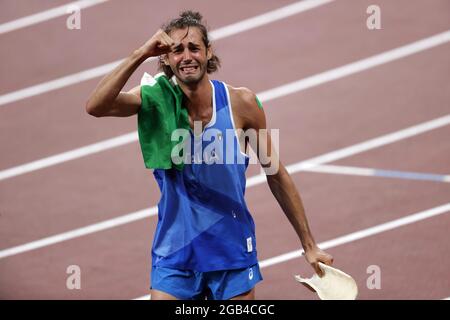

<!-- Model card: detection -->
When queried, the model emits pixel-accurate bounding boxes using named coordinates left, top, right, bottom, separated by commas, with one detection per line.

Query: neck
left=178, top=75, right=212, bottom=115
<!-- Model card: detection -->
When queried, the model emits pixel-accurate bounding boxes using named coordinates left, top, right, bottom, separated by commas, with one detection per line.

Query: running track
left=0, top=0, right=449, bottom=300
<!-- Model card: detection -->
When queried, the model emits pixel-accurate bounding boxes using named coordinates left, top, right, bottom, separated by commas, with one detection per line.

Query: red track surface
left=0, top=0, right=449, bottom=299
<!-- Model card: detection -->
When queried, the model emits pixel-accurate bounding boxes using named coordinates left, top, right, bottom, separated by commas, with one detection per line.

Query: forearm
left=267, top=165, right=317, bottom=251
left=86, top=48, right=148, bottom=115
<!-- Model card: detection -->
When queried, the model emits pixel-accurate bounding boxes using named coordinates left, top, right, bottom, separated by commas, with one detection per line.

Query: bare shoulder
left=227, top=85, right=266, bottom=130
left=227, top=85, right=258, bottom=109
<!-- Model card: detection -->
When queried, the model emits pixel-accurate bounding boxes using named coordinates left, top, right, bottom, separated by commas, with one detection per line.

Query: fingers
left=304, top=248, right=333, bottom=277
left=156, top=30, right=180, bottom=54
left=160, top=30, right=175, bottom=47
left=322, top=252, right=334, bottom=266
left=312, top=262, right=324, bottom=278
left=314, top=253, right=333, bottom=277
left=141, top=29, right=178, bottom=58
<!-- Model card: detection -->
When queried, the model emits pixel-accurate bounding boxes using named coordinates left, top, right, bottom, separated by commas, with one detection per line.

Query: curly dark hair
left=158, top=10, right=221, bottom=78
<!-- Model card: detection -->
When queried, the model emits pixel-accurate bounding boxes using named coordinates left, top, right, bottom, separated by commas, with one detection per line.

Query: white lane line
left=208, top=0, right=334, bottom=40
left=0, top=132, right=138, bottom=181
left=246, top=114, right=450, bottom=187
left=2, top=31, right=450, bottom=182
left=282, top=115, right=450, bottom=175
left=302, top=164, right=450, bottom=183
left=0, top=207, right=157, bottom=259
left=134, top=202, right=450, bottom=300
left=0, top=0, right=108, bottom=34
left=259, top=202, right=450, bottom=268
left=1, top=115, right=449, bottom=259
left=257, top=30, right=450, bottom=102
left=305, top=164, right=376, bottom=176
left=0, top=0, right=333, bottom=106
left=0, top=59, right=124, bottom=107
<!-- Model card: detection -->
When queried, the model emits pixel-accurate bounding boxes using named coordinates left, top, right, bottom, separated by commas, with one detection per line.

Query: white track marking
left=0, top=60, right=125, bottom=107
left=0, top=0, right=108, bottom=34
left=133, top=202, right=450, bottom=300
left=1, top=31, right=450, bottom=181
left=259, top=202, right=450, bottom=268
left=305, top=164, right=377, bottom=176
left=0, top=132, right=138, bottom=181
left=257, top=30, right=450, bottom=102
left=246, top=114, right=450, bottom=187
left=208, top=0, right=334, bottom=40
left=1, top=115, right=449, bottom=259
left=0, top=0, right=333, bottom=106
left=0, top=207, right=157, bottom=259
left=302, top=164, right=450, bottom=183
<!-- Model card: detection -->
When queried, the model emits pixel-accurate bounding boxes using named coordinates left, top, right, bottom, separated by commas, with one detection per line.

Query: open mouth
left=179, top=65, right=199, bottom=74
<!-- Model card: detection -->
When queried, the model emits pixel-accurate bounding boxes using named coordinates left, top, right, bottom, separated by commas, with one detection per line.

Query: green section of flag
left=138, top=75, right=190, bottom=170
left=255, top=95, right=263, bottom=109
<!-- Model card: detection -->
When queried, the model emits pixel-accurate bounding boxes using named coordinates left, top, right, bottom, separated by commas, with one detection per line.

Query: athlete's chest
left=188, top=107, right=213, bottom=132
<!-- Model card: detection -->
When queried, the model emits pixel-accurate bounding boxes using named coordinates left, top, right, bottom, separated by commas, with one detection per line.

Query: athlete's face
left=165, top=27, right=212, bottom=85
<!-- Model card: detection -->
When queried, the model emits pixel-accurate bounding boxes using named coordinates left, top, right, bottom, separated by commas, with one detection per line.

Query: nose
left=182, top=48, right=192, bottom=62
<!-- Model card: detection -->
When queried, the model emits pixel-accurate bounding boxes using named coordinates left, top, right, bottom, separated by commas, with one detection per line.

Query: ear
left=206, top=46, right=213, bottom=60
left=162, top=54, right=170, bottom=66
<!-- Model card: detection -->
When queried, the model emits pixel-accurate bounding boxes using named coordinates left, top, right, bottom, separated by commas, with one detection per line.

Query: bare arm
left=233, top=88, right=333, bottom=276
left=85, top=29, right=176, bottom=117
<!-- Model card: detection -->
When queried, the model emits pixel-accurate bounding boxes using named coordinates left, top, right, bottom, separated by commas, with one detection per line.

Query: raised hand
left=140, top=29, right=178, bottom=58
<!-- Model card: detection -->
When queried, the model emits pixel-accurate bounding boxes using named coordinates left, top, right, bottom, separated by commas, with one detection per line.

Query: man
left=86, top=11, right=333, bottom=300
